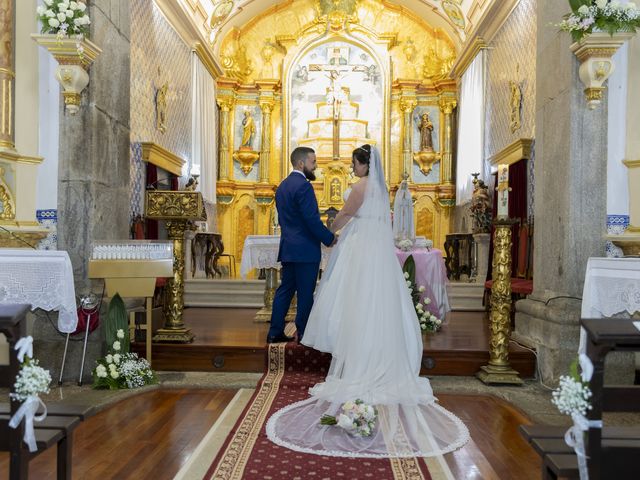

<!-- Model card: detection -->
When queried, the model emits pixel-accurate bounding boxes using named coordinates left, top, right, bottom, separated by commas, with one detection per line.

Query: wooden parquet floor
left=0, top=389, right=540, bottom=480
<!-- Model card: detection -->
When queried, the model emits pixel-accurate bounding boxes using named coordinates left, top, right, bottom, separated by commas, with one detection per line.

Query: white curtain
left=456, top=51, right=485, bottom=205
left=191, top=52, right=217, bottom=204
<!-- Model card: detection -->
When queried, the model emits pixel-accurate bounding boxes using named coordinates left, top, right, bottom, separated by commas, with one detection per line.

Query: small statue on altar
left=241, top=109, right=256, bottom=148
left=469, top=173, right=492, bottom=234
left=418, top=112, right=434, bottom=152
left=393, top=174, right=415, bottom=249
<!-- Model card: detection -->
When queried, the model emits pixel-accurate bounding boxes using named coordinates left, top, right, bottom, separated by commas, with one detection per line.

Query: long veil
left=266, top=146, right=469, bottom=458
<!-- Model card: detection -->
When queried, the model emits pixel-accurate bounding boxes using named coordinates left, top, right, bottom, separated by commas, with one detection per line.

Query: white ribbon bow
left=564, top=412, right=603, bottom=480
left=8, top=396, right=48, bottom=452
left=579, top=353, right=594, bottom=382
left=14, top=336, right=33, bottom=363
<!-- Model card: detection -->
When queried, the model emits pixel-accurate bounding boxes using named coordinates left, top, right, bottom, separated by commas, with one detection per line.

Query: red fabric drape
left=485, top=159, right=528, bottom=281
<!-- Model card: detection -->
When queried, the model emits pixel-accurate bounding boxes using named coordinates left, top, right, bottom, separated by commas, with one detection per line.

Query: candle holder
left=477, top=217, right=523, bottom=385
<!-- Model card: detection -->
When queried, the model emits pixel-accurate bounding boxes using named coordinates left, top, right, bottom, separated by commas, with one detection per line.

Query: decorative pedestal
left=412, top=150, right=440, bottom=176
left=31, top=34, right=102, bottom=115
left=477, top=218, right=523, bottom=385
left=570, top=32, right=635, bottom=110
left=472, top=233, right=490, bottom=282
left=146, top=190, right=206, bottom=343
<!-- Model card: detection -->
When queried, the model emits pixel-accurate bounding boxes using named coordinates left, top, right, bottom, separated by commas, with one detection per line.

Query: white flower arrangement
left=558, top=1, right=640, bottom=42
left=92, top=329, right=156, bottom=390
left=11, top=358, right=52, bottom=402
left=396, top=238, right=414, bottom=251
left=37, top=0, right=90, bottom=38
left=403, top=265, right=442, bottom=333
left=320, top=399, right=378, bottom=437
left=552, top=375, right=593, bottom=416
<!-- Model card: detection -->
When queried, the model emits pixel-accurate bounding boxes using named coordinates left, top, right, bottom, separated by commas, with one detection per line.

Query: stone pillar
left=513, top=0, right=612, bottom=384
left=0, top=0, right=15, bottom=151
left=439, top=97, right=457, bottom=185
left=217, top=98, right=233, bottom=181
left=57, top=1, right=131, bottom=293
left=473, top=232, right=490, bottom=282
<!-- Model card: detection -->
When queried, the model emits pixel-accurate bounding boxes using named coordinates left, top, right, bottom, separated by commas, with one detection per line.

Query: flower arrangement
left=402, top=255, right=442, bottom=332
left=92, top=329, right=157, bottom=390
left=396, top=238, right=414, bottom=251
left=559, top=0, right=640, bottom=42
left=320, top=399, right=378, bottom=437
left=10, top=339, right=51, bottom=402
left=551, top=358, right=593, bottom=417
left=37, top=0, right=91, bottom=39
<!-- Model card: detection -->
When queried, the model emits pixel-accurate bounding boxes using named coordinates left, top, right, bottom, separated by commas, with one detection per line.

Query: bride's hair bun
left=352, top=144, right=372, bottom=165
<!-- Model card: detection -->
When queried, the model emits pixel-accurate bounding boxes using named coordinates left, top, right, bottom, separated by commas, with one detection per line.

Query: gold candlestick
left=477, top=218, right=523, bottom=385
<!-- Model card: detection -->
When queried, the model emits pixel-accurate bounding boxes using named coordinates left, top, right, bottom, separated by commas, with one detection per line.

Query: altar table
left=0, top=249, right=78, bottom=333
left=241, top=236, right=450, bottom=321
left=396, top=248, right=451, bottom=319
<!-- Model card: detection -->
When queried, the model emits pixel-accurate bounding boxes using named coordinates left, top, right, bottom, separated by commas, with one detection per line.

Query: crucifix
left=325, top=69, right=348, bottom=161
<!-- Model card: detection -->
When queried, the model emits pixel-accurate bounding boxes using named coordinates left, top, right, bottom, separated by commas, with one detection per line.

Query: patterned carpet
left=203, top=343, right=442, bottom=480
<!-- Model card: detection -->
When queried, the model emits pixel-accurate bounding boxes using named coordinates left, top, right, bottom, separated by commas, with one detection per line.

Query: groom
left=267, top=147, right=336, bottom=343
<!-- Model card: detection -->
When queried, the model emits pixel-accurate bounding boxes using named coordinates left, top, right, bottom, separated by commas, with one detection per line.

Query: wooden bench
left=519, top=318, right=640, bottom=479
left=0, top=304, right=85, bottom=480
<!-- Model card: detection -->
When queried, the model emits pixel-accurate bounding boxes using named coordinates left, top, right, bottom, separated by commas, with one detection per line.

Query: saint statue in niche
left=241, top=110, right=256, bottom=148
left=418, top=112, right=434, bottom=152
left=155, top=82, right=168, bottom=134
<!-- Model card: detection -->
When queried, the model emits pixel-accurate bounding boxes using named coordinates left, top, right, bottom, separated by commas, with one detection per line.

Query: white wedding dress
left=266, top=147, right=469, bottom=458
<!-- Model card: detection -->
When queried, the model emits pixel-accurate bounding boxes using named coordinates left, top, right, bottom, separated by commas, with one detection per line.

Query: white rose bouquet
left=558, top=0, right=640, bottom=42
left=37, top=0, right=91, bottom=38
left=320, top=399, right=378, bottom=437
left=92, top=329, right=157, bottom=390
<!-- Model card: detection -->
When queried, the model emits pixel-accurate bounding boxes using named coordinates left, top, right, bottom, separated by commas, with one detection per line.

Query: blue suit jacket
left=276, top=172, right=335, bottom=263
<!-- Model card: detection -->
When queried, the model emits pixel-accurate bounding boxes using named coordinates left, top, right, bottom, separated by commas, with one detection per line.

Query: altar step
left=184, top=278, right=486, bottom=311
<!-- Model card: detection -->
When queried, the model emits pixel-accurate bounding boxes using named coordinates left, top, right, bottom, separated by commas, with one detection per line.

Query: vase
left=31, top=34, right=102, bottom=114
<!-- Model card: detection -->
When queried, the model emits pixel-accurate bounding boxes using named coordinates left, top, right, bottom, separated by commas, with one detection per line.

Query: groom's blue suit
left=268, top=171, right=335, bottom=341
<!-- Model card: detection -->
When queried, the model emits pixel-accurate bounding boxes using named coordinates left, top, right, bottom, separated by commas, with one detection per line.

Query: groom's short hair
left=290, top=147, right=315, bottom=167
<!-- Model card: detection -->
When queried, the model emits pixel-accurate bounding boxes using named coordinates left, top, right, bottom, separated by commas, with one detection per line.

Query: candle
left=496, top=164, right=509, bottom=218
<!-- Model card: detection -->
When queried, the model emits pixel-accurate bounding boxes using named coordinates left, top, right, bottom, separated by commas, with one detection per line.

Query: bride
left=266, top=145, right=469, bottom=458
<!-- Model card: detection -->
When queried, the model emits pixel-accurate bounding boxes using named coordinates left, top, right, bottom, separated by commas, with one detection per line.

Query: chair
left=216, top=236, right=236, bottom=277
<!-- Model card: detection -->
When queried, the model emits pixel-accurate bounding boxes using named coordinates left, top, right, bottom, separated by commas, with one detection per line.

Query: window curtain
left=456, top=52, right=485, bottom=205
left=191, top=52, right=217, bottom=204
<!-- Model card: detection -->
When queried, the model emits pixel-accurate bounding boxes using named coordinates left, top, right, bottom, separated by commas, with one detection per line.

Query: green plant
left=104, top=293, right=130, bottom=354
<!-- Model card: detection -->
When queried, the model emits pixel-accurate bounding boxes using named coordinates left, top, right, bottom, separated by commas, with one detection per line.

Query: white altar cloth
left=579, top=257, right=640, bottom=352
left=0, top=249, right=78, bottom=333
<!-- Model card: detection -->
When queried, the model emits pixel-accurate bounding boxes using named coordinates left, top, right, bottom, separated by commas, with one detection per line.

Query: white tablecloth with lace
left=579, top=257, right=640, bottom=352
left=0, top=249, right=77, bottom=333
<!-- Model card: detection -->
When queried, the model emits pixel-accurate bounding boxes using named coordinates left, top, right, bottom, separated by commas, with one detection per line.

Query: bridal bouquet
left=92, top=329, right=157, bottom=390
left=320, top=399, right=378, bottom=437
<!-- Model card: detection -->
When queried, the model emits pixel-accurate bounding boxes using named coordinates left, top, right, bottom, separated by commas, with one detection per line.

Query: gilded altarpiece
left=214, top=0, right=459, bottom=271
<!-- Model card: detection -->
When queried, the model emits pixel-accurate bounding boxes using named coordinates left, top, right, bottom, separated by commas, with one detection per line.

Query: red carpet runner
left=205, top=343, right=433, bottom=480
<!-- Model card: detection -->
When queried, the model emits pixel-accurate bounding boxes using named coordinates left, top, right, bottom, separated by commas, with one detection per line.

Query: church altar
left=396, top=247, right=451, bottom=319
left=0, top=249, right=78, bottom=333
left=241, top=235, right=450, bottom=321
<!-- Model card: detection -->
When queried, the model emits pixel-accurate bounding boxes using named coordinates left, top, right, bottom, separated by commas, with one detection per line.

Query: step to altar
left=184, top=278, right=485, bottom=311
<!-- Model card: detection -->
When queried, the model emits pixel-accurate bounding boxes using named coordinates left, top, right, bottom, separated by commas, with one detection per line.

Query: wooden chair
left=0, top=305, right=85, bottom=480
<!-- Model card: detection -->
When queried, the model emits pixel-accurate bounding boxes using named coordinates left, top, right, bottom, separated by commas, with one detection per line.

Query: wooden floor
left=139, top=308, right=536, bottom=377
left=0, top=390, right=540, bottom=479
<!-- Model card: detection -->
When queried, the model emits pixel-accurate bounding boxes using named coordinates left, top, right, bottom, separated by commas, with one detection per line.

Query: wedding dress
left=266, top=147, right=469, bottom=458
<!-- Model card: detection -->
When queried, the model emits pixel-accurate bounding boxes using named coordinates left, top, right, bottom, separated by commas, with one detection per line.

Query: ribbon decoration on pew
left=8, top=396, right=48, bottom=452
left=564, top=411, right=602, bottom=480
left=14, top=336, right=33, bottom=363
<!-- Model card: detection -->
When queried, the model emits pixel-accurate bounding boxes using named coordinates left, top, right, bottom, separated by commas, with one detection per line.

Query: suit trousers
left=268, top=262, right=320, bottom=340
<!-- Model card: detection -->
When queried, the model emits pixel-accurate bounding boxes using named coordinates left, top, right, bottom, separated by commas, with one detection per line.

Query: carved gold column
left=0, top=0, right=14, bottom=150
left=217, top=98, right=233, bottom=181
left=477, top=218, right=523, bottom=385
left=400, top=98, right=417, bottom=178
left=439, top=97, right=457, bottom=186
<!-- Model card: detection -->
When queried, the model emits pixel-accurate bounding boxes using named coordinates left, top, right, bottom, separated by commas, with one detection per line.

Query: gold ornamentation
left=477, top=220, right=523, bottom=385
left=240, top=109, right=256, bottom=148
left=217, top=98, right=234, bottom=181
left=221, top=44, right=253, bottom=82
left=438, top=98, right=457, bottom=114
left=145, top=191, right=206, bottom=221
left=233, top=149, right=260, bottom=175
left=412, top=150, right=440, bottom=176
left=62, top=91, right=80, bottom=108
left=0, top=172, right=15, bottom=219
left=509, top=66, right=523, bottom=133
left=209, top=0, right=234, bottom=32
left=584, top=87, right=604, bottom=103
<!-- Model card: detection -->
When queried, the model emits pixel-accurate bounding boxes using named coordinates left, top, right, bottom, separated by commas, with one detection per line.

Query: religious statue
left=469, top=174, right=492, bottom=234
left=418, top=112, right=434, bottom=152
left=241, top=110, right=256, bottom=148
left=393, top=175, right=415, bottom=246
left=509, top=79, right=522, bottom=133
left=155, top=82, right=168, bottom=134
